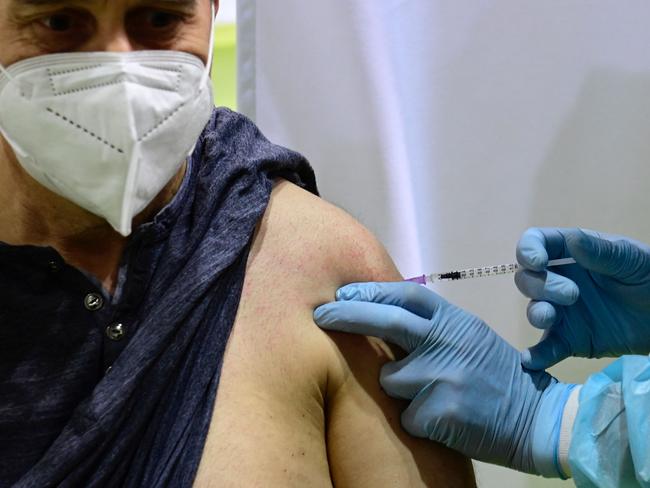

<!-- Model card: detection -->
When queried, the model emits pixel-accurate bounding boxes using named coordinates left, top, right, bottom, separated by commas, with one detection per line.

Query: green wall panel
left=211, top=24, right=237, bottom=110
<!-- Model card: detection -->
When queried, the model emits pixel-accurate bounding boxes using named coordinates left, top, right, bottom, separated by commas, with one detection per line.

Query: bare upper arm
left=264, top=180, right=476, bottom=487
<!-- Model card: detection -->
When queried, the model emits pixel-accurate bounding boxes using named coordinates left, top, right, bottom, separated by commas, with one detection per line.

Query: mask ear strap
left=0, top=62, right=31, bottom=98
left=0, top=63, right=13, bottom=82
left=200, top=1, right=217, bottom=88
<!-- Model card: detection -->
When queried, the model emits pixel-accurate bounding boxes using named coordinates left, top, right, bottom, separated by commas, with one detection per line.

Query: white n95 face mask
left=0, top=8, right=216, bottom=236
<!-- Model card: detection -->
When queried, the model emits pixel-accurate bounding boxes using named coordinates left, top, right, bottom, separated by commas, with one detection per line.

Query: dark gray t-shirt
left=0, top=108, right=317, bottom=487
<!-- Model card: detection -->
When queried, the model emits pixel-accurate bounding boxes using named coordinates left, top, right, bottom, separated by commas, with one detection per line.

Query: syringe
left=405, top=257, right=576, bottom=285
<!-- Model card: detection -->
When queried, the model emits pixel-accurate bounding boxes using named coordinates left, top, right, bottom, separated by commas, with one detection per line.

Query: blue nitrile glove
left=314, top=283, right=577, bottom=477
left=515, top=228, right=650, bottom=370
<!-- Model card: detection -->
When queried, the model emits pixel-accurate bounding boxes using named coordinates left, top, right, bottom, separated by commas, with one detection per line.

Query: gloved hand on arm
left=314, top=283, right=577, bottom=478
left=516, top=228, right=650, bottom=370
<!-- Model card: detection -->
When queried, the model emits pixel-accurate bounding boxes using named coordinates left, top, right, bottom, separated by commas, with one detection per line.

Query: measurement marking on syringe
left=405, top=258, right=577, bottom=285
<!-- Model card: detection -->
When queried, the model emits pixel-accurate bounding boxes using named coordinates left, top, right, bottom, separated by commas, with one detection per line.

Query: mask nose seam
left=47, top=64, right=103, bottom=77
left=140, top=64, right=183, bottom=74
left=50, top=62, right=183, bottom=96
left=52, top=78, right=180, bottom=97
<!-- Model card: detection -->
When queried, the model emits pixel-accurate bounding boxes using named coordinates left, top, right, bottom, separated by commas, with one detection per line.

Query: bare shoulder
left=195, top=180, right=474, bottom=486
left=249, top=179, right=399, bottom=303
left=256, top=180, right=476, bottom=487
left=195, top=182, right=474, bottom=488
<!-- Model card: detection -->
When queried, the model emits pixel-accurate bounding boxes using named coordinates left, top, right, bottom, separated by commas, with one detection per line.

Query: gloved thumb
left=521, top=332, right=570, bottom=370
left=565, top=229, right=650, bottom=282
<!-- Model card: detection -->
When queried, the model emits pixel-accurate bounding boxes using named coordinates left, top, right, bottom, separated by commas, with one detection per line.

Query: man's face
left=0, top=0, right=215, bottom=68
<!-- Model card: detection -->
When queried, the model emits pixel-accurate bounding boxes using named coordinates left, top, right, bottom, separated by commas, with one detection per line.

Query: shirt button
left=106, top=323, right=126, bottom=341
left=105, top=366, right=113, bottom=375
left=84, top=293, right=104, bottom=311
left=48, top=260, right=61, bottom=273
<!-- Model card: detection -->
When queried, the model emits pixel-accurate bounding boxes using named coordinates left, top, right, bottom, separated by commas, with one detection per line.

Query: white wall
left=238, top=1, right=650, bottom=486
left=216, top=0, right=236, bottom=24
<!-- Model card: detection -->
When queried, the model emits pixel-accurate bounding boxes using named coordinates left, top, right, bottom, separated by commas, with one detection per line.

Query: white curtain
left=237, top=2, right=650, bottom=486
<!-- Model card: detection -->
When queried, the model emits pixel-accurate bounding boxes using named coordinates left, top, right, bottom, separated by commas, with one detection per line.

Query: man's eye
left=129, top=9, right=186, bottom=32
left=126, top=9, right=188, bottom=46
left=147, top=11, right=182, bottom=29
left=41, top=13, right=75, bottom=32
left=34, top=10, right=94, bottom=41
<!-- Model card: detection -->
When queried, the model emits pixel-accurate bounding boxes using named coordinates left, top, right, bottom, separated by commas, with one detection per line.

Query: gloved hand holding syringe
left=405, top=257, right=576, bottom=284
left=315, top=228, right=650, bottom=483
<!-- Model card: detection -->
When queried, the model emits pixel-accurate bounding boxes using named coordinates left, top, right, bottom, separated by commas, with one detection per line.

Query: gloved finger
left=314, top=301, right=432, bottom=352
left=380, top=354, right=433, bottom=400
left=565, top=228, right=650, bottom=283
left=400, top=381, right=438, bottom=440
left=514, top=269, right=579, bottom=306
left=379, top=360, right=410, bottom=400
left=526, top=300, right=558, bottom=330
left=516, top=228, right=572, bottom=271
left=520, top=332, right=571, bottom=370
left=335, top=281, right=446, bottom=320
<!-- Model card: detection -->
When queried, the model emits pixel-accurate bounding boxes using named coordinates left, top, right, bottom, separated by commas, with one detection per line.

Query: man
left=0, top=0, right=475, bottom=486
left=316, top=228, right=650, bottom=487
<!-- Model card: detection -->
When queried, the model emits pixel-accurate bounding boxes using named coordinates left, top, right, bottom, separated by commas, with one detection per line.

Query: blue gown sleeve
left=568, top=355, right=650, bottom=488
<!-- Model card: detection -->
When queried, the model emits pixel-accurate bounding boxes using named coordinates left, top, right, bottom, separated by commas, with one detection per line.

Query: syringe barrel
left=406, top=258, right=576, bottom=286
left=450, top=263, right=518, bottom=280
